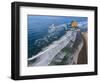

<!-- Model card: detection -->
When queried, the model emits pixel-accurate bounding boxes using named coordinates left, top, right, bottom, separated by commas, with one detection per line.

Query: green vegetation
left=62, top=47, right=70, bottom=53
left=49, top=46, right=71, bottom=65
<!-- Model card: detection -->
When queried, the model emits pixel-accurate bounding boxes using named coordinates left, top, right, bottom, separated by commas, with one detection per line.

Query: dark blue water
left=28, top=15, right=88, bottom=58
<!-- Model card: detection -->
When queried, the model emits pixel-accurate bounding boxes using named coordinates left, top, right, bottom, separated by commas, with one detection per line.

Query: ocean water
left=28, top=15, right=88, bottom=58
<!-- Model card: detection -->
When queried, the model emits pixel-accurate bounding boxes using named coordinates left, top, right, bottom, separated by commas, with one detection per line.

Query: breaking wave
left=28, top=21, right=87, bottom=59
left=34, top=21, right=87, bottom=49
left=78, top=21, right=88, bottom=32
left=34, top=24, right=67, bottom=49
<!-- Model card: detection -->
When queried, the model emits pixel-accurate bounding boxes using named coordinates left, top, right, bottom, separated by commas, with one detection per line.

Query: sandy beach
left=77, top=32, right=88, bottom=64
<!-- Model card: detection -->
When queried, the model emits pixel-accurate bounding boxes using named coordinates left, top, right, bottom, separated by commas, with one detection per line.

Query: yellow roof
left=71, top=21, right=78, bottom=28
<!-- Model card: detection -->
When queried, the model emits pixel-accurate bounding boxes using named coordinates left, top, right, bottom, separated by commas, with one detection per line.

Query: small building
left=71, top=21, right=78, bottom=28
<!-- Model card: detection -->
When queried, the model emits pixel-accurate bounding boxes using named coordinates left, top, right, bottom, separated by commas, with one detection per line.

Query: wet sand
left=77, top=32, right=88, bottom=64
